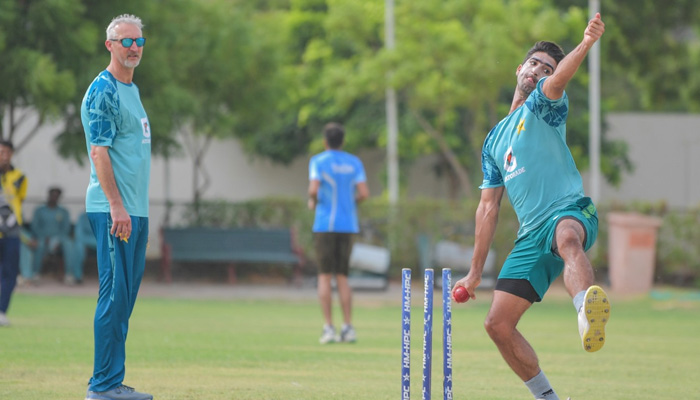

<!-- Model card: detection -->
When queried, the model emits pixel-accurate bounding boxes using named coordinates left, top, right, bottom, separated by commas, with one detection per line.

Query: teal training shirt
left=480, top=77, right=584, bottom=238
left=81, top=70, right=151, bottom=217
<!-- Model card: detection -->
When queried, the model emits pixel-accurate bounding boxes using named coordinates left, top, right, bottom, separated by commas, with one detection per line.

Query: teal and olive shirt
left=81, top=70, right=151, bottom=217
left=480, top=77, right=585, bottom=238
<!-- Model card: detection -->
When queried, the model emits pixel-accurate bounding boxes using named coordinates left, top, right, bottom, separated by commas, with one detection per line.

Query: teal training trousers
left=87, top=213, right=149, bottom=392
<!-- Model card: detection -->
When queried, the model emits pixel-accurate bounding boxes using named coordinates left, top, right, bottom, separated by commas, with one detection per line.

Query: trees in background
left=1, top=0, right=698, bottom=201
left=0, top=0, right=96, bottom=152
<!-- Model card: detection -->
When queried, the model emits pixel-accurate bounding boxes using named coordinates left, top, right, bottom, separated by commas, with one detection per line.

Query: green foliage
left=175, top=197, right=700, bottom=288
left=601, top=0, right=700, bottom=111
left=657, top=209, right=700, bottom=286
left=598, top=200, right=700, bottom=287
left=2, top=0, right=699, bottom=201
left=271, top=0, right=637, bottom=196
left=179, top=197, right=311, bottom=230
left=175, top=196, right=514, bottom=279
left=0, top=0, right=93, bottom=149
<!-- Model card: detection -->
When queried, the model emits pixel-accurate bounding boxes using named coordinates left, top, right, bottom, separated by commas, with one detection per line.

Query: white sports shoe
left=339, top=324, right=357, bottom=343
left=319, top=325, right=337, bottom=344
left=0, top=312, right=9, bottom=327
left=578, top=285, right=611, bottom=352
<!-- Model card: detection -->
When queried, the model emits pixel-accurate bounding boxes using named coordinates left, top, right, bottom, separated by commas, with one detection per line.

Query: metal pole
left=385, top=0, right=399, bottom=205
left=589, top=0, right=601, bottom=203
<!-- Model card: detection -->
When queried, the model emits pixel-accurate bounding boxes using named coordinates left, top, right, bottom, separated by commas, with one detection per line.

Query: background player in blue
left=453, top=14, right=610, bottom=400
left=80, top=14, right=152, bottom=400
left=308, top=122, right=369, bottom=344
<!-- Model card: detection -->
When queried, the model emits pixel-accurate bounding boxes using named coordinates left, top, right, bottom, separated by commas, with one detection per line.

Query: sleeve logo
left=503, top=146, right=517, bottom=172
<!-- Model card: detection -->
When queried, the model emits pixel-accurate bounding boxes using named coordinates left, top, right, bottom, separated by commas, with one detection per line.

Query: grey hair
left=106, top=14, right=144, bottom=40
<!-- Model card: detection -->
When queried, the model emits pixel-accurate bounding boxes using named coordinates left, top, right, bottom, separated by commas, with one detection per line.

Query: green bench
left=160, top=227, right=305, bottom=284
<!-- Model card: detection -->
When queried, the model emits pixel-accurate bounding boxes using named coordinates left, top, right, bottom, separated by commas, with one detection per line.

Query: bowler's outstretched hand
left=584, top=13, right=605, bottom=46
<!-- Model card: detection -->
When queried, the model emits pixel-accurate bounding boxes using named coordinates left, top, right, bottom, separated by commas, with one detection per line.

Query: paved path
left=14, top=277, right=412, bottom=304
left=14, top=276, right=505, bottom=305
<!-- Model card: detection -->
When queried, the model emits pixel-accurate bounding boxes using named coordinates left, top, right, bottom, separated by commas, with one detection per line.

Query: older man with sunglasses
left=80, top=14, right=152, bottom=400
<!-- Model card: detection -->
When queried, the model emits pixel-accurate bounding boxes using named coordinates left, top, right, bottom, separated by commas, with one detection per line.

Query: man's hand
left=583, top=13, right=605, bottom=47
left=452, top=272, right=480, bottom=303
left=307, top=197, right=317, bottom=210
left=110, top=204, right=131, bottom=241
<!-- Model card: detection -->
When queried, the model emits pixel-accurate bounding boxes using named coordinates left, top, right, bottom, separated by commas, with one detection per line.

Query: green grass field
left=1, top=286, right=699, bottom=399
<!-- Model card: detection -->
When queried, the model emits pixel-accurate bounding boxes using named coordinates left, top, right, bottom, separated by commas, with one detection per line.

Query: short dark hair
left=522, top=41, right=566, bottom=65
left=323, top=122, right=345, bottom=149
left=0, top=140, right=14, bottom=151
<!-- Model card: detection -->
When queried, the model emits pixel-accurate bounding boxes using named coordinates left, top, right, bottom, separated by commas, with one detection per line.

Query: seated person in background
left=72, top=211, right=96, bottom=283
left=29, top=187, right=76, bottom=284
left=19, top=226, right=37, bottom=284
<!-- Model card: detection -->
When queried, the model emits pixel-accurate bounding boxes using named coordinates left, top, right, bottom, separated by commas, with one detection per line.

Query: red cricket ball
left=453, top=286, right=469, bottom=303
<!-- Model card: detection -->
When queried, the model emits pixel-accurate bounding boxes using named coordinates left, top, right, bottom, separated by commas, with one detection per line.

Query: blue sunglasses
left=110, top=37, right=146, bottom=48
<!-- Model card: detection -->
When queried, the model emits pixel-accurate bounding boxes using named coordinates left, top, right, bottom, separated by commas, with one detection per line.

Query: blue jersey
left=309, top=150, right=366, bottom=233
left=81, top=70, right=151, bottom=217
left=480, top=77, right=584, bottom=237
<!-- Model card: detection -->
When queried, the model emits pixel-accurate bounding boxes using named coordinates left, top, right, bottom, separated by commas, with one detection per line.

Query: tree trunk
left=182, top=125, right=212, bottom=222
left=412, top=110, right=472, bottom=198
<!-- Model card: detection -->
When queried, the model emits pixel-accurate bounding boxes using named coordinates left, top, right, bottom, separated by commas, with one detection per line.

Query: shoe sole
left=582, top=285, right=610, bottom=352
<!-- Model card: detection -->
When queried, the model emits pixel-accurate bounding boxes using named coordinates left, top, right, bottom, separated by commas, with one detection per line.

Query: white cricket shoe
left=319, top=325, right=337, bottom=344
left=578, top=285, right=611, bottom=352
left=339, top=324, right=357, bottom=343
left=0, top=312, right=9, bottom=327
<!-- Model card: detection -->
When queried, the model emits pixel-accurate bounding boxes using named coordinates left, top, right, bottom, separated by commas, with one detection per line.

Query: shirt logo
left=503, top=146, right=517, bottom=172
left=141, top=117, right=151, bottom=144
left=142, top=118, right=151, bottom=138
left=331, top=163, right=355, bottom=174
left=516, top=118, right=526, bottom=135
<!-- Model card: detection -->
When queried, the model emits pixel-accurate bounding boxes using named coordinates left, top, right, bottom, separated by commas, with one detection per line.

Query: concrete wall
left=597, top=113, right=700, bottom=209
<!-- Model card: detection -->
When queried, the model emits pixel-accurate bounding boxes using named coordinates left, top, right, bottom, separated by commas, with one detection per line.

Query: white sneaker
left=578, top=285, right=610, bottom=352
left=339, top=324, right=357, bottom=343
left=319, top=325, right=337, bottom=344
left=0, top=312, right=10, bottom=327
left=64, top=275, right=79, bottom=285
left=17, top=276, right=38, bottom=287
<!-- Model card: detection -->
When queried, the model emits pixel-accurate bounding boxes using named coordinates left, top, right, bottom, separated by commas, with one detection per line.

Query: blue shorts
left=497, top=197, right=598, bottom=302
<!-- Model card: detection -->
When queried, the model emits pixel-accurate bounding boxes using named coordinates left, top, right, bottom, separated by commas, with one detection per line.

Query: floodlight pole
left=385, top=0, right=399, bottom=205
left=589, top=0, right=601, bottom=203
